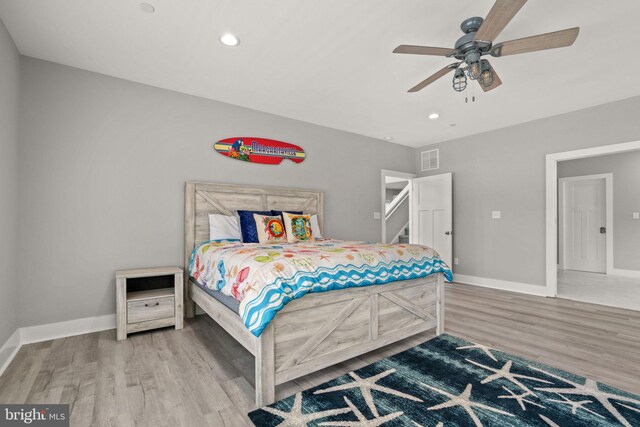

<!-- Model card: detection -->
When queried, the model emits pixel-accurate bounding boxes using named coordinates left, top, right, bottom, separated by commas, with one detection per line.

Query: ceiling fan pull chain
left=465, top=80, right=469, bottom=103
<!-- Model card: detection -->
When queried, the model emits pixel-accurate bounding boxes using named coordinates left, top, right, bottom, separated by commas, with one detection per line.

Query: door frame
left=558, top=173, right=613, bottom=273
left=545, top=139, right=640, bottom=296
left=381, top=169, right=415, bottom=243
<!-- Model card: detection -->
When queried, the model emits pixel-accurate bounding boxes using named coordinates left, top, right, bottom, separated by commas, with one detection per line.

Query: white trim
left=0, top=314, right=116, bottom=376
left=545, top=140, right=640, bottom=297
left=21, top=314, right=116, bottom=345
left=0, top=329, right=21, bottom=377
left=558, top=173, right=614, bottom=274
left=454, top=274, right=550, bottom=297
left=609, top=268, right=640, bottom=278
left=385, top=185, right=410, bottom=220
left=381, top=169, right=415, bottom=243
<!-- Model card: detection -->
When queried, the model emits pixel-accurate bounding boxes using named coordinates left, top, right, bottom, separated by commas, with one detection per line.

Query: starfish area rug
left=248, top=334, right=640, bottom=426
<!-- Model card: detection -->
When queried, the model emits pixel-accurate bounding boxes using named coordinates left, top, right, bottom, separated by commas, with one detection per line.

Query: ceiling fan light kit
left=465, top=51, right=482, bottom=80
left=393, top=0, right=580, bottom=94
left=478, top=59, right=495, bottom=88
left=452, top=68, right=468, bottom=92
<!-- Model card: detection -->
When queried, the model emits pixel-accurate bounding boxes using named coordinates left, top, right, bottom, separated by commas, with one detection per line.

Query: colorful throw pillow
left=283, top=212, right=314, bottom=243
left=237, top=210, right=272, bottom=243
left=254, top=214, right=288, bottom=244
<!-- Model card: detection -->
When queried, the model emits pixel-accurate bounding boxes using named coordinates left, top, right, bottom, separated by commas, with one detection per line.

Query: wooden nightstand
left=116, top=266, right=184, bottom=340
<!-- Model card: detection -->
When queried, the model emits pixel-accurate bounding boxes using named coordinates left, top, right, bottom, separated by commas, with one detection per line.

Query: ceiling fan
left=393, top=0, right=579, bottom=93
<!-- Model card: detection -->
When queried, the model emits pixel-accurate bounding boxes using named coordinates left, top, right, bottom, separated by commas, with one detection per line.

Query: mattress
left=190, top=278, right=240, bottom=314
left=189, top=239, right=452, bottom=337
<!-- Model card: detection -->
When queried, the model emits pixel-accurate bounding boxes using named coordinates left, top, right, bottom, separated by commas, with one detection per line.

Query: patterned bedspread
left=189, top=239, right=452, bottom=337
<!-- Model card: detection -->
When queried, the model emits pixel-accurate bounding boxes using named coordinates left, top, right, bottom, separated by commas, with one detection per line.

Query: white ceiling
left=1, top=0, right=639, bottom=148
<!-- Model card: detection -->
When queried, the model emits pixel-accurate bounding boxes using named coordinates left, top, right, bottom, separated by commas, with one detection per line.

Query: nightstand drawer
left=127, top=296, right=175, bottom=324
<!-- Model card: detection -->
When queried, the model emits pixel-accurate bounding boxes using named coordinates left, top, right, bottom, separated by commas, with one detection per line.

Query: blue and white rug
left=249, top=335, right=640, bottom=426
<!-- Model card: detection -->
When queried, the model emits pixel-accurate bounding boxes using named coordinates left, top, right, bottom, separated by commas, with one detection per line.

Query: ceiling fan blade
left=479, top=64, right=502, bottom=92
left=491, top=27, right=580, bottom=57
left=408, top=64, right=458, bottom=93
left=475, top=0, right=528, bottom=42
left=393, top=45, right=457, bottom=57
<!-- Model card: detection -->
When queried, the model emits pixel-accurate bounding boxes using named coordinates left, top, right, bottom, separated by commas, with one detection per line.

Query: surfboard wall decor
left=214, top=137, right=306, bottom=165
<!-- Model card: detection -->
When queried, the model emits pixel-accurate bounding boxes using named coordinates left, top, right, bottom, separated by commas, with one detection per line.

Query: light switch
left=373, top=212, right=381, bottom=220
left=454, top=258, right=459, bottom=265
left=492, top=211, right=501, bottom=219
left=633, top=212, right=640, bottom=220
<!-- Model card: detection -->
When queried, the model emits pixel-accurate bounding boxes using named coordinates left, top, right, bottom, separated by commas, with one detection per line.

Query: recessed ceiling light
left=383, top=136, right=394, bottom=141
left=140, top=3, right=155, bottom=13
left=450, top=123, right=457, bottom=127
left=220, top=33, right=240, bottom=47
left=428, top=113, right=440, bottom=120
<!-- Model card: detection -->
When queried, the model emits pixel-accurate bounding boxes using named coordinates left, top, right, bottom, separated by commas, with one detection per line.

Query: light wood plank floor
left=1, top=283, right=638, bottom=426
left=558, top=269, right=640, bottom=311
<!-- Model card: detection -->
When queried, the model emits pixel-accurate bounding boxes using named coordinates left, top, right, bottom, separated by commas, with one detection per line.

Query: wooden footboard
left=253, top=273, right=444, bottom=406
left=190, top=273, right=445, bottom=407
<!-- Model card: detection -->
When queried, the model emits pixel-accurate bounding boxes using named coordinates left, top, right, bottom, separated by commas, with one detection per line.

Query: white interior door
left=560, top=177, right=606, bottom=273
left=411, top=173, right=453, bottom=269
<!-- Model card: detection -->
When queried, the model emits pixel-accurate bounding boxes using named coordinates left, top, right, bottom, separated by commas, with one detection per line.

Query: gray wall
left=0, top=19, right=20, bottom=347
left=17, top=57, right=415, bottom=327
left=416, top=95, right=640, bottom=288
left=558, top=151, right=640, bottom=271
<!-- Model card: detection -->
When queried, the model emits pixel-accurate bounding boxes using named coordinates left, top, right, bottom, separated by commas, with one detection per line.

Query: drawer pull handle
left=145, top=302, right=160, bottom=307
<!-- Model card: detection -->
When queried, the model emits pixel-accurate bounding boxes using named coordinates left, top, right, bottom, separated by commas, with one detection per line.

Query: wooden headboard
left=183, top=181, right=324, bottom=316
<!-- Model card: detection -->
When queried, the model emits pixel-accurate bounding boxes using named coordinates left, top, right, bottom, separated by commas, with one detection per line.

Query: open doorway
left=546, top=141, right=640, bottom=310
left=381, top=170, right=414, bottom=243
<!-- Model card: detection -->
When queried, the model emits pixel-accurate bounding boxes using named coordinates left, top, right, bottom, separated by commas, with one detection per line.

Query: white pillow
left=209, top=214, right=242, bottom=241
left=310, top=214, right=323, bottom=239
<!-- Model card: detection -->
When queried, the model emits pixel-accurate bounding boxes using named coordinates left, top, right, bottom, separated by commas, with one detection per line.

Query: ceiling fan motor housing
left=454, top=17, right=492, bottom=60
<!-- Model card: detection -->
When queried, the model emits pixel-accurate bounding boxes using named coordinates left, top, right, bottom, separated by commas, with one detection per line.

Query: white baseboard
left=0, top=329, right=21, bottom=377
left=21, top=314, right=116, bottom=345
left=454, top=274, right=550, bottom=297
left=609, top=269, right=640, bottom=279
left=0, top=314, right=116, bottom=376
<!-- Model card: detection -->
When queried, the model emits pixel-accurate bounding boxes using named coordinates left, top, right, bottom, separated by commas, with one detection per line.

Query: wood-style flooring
left=558, top=269, right=640, bottom=311
left=1, top=283, right=639, bottom=426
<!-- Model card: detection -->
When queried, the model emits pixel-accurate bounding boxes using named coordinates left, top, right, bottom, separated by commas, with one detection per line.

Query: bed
left=184, top=181, right=448, bottom=406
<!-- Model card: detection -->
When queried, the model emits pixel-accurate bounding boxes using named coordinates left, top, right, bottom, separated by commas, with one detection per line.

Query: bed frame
left=184, top=181, right=445, bottom=406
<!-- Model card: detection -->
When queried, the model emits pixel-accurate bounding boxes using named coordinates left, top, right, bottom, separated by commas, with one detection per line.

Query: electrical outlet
left=634, top=212, right=640, bottom=220
left=454, top=258, right=459, bottom=265
left=373, top=212, right=381, bottom=220
left=492, top=211, right=501, bottom=219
